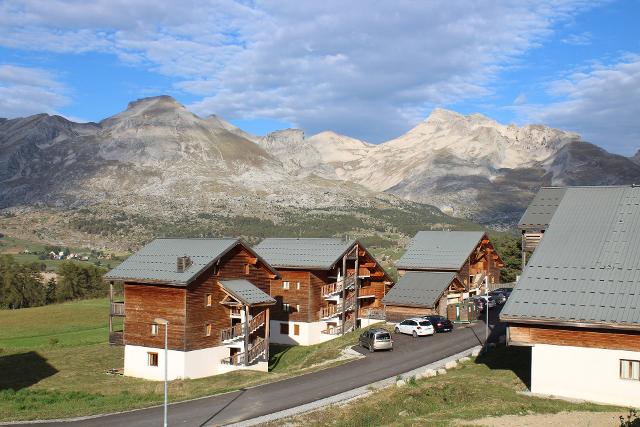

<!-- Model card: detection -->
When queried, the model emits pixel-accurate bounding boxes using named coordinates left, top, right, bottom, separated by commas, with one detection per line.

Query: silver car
left=359, top=328, right=393, bottom=352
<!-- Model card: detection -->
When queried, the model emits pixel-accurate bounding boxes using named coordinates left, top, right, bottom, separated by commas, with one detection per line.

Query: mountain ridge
left=1, top=95, right=639, bottom=230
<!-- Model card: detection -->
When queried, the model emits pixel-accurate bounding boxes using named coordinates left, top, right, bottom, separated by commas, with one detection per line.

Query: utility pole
left=154, top=317, right=170, bottom=427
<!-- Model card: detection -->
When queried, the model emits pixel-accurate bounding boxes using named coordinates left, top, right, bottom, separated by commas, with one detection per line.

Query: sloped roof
left=518, top=187, right=567, bottom=230
left=382, top=271, right=457, bottom=308
left=254, top=238, right=354, bottom=269
left=220, top=280, right=276, bottom=306
left=396, top=231, right=485, bottom=270
left=105, top=238, right=278, bottom=285
left=502, top=185, right=640, bottom=330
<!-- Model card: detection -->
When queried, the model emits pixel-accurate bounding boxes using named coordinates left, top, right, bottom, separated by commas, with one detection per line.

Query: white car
left=394, top=318, right=435, bottom=337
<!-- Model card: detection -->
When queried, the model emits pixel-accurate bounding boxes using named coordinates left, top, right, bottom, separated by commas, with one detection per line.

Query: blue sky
left=0, top=0, right=638, bottom=155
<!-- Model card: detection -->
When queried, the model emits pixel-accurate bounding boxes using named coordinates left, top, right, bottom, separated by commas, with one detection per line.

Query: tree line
left=0, top=255, right=108, bottom=309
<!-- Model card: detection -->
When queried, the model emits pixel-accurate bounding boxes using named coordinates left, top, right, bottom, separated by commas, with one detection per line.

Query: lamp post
left=154, top=317, right=169, bottom=427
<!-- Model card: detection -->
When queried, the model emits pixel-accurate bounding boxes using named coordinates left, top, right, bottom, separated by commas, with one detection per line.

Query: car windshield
left=376, top=333, right=391, bottom=340
left=419, top=321, right=431, bottom=326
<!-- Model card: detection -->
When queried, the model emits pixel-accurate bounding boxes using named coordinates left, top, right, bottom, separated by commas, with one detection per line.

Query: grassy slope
left=0, top=298, right=375, bottom=421
left=279, top=346, right=621, bottom=427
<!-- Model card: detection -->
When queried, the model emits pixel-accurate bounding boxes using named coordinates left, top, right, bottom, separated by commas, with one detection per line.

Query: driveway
left=32, top=311, right=503, bottom=427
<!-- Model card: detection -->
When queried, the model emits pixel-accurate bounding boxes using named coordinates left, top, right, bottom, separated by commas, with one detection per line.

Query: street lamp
left=154, top=317, right=169, bottom=427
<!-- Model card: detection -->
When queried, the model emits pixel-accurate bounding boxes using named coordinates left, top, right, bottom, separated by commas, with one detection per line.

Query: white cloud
left=0, top=65, right=69, bottom=117
left=561, top=31, right=592, bottom=46
left=0, top=0, right=603, bottom=141
left=524, top=55, right=640, bottom=155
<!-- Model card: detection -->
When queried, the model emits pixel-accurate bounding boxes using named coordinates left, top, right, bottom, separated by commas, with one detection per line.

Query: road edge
left=223, top=344, right=483, bottom=427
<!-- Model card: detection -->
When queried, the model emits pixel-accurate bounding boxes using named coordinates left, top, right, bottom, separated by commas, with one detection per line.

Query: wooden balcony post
left=341, top=252, right=347, bottom=335
left=244, top=305, right=250, bottom=366
left=354, top=244, right=360, bottom=326
left=265, top=308, right=270, bottom=362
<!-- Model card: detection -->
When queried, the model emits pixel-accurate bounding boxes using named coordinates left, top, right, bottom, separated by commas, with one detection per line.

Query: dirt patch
left=457, top=411, right=623, bottom=426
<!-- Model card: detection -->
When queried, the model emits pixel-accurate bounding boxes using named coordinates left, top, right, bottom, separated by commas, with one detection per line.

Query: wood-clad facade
left=390, top=233, right=503, bottom=321
left=264, top=242, right=393, bottom=345
left=107, top=239, right=278, bottom=380
left=509, top=324, right=640, bottom=353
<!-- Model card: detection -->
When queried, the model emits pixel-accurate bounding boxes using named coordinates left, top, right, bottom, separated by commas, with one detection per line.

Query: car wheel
left=412, top=330, right=418, bottom=338
left=394, top=327, right=400, bottom=334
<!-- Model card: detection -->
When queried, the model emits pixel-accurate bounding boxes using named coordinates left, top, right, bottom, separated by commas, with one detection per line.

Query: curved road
left=33, top=315, right=501, bottom=427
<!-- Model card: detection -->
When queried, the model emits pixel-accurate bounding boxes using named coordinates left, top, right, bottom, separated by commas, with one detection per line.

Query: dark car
left=492, top=287, right=514, bottom=297
left=423, top=315, right=453, bottom=332
left=488, top=291, right=507, bottom=305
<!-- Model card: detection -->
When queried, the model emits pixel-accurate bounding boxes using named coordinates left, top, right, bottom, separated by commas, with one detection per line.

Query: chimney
left=176, top=255, right=192, bottom=273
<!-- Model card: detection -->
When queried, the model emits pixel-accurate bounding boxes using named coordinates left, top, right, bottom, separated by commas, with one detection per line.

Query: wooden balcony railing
left=318, top=293, right=356, bottom=319
left=220, top=310, right=266, bottom=342
left=220, top=337, right=267, bottom=366
left=110, top=302, right=125, bottom=316
left=109, top=331, right=124, bottom=345
left=321, top=318, right=356, bottom=335
left=220, top=322, right=244, bottom=342
left=248, top=310, right=266, bottom=334
left=230, top=307, right=242, bottom=318
left=321, top=274, right=356, bottom=297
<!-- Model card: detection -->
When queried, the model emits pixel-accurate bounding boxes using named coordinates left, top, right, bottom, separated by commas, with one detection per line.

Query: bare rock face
left=2, top=98, right=639, bottom=227
left=632, top=150, right=640, bottom=166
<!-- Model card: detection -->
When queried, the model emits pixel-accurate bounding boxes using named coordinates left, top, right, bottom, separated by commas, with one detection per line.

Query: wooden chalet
left=253, top=238, right=394, bottom=345
left=385, top=231, right=503, bottom=321
left=105, top=238, right=279, bottom=380
left=502, top=185, right=640, bottom=407
left=517, top=187, right=567, bottom=268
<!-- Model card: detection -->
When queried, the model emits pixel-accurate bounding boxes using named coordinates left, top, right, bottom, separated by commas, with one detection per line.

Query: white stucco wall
left=269, top=320, right=338, bottom=346
left=531, top=344, right=640, bottom=407
left=359, top=318, right=384, bottom=328
left=124, top=344, right=256, bottom=380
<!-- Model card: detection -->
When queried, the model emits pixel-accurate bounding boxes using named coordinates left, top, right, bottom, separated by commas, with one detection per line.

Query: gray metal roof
left=220, top=280, right=276, bottom=306
left=254, top=238, right=354, bottom=269
left=502, top=185, right=640, bottom=329
left=382, top=271, right=457, bottom=308
left=396, top=231, right=485, bottom=270
left=105, top=238, right=239, bottom=285
left=518, top=187, right=567, bottom=229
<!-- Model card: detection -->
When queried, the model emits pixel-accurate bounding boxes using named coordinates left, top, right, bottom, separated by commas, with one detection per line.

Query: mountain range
left=1, top=95, right=639, bottom=238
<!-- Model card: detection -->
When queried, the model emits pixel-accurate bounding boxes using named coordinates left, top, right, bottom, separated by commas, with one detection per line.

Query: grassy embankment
left=0, top=298, right=374, bottom=421
left=277, top=346, right=623, bottom=427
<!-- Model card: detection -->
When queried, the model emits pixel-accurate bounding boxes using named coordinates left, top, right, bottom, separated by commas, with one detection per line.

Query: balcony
left=220, top=337, right=267, bottom=366
left=220, top=310, right=266, bottom=343
left=321, top=274, right=356, bottom=298
left=319, top=294, right=356, bottom=319
left=110, top=302, right=125, bottom=316
left=230, top=307, right=242, bottom=318
left=109, top=330, right=124, bottom=345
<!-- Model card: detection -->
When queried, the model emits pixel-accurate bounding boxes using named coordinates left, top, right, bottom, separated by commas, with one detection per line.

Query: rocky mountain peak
left=632, top=149, right=640, bottom=165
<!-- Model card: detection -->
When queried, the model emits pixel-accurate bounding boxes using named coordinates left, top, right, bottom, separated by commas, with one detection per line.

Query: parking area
left=352, top=306, right=505, bottom=357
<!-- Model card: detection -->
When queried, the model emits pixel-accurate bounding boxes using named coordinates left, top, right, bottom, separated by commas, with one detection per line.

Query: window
left=148, top=352, right=159, bottom=367
left=282, top=303, right=291, bottom=312
left=293, top=324, right=300, bottom=336
left=244, top=264, right=250, bottom=275
left=205, top=323, right=212, bottom=336
left=151, top=323, right=159, bottom=336
left=620, top=360, right=640, bottom=380
left=296, top=304, right=300, bottom=312
left=280, top=323, right=289, bottom=334
left=283, top=281, right=290, bottom=290
left=205, top=294, right=212, bottom=307
left=296, top=282, right=301, bottom=290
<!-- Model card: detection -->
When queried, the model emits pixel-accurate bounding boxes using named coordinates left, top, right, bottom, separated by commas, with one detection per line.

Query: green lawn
left=0, top=298, right=375, bottom=421
left=278, top=346, right=622, bottom=427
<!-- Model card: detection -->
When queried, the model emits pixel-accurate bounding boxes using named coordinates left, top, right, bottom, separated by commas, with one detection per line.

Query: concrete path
left=25, top=313, right=502, bottom=427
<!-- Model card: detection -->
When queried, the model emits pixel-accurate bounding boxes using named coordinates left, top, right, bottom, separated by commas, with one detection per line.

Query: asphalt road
left=32, top=312, right=502, bottom=427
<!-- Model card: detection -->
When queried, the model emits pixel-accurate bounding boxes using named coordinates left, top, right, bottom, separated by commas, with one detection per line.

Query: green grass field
left=278, top=346, right=622, bottom=427
left=0, top=298, right=374, bottom=421
left=0, top=235, right=125, bottom=272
